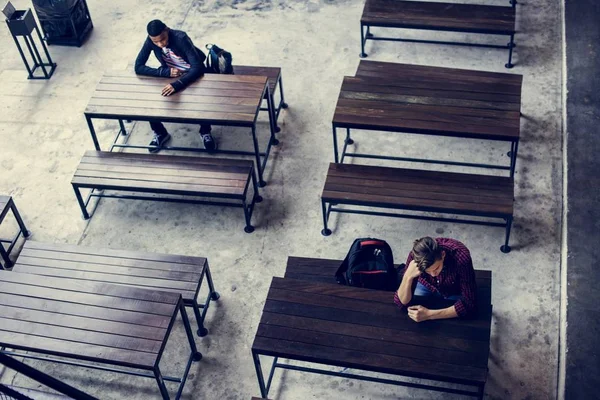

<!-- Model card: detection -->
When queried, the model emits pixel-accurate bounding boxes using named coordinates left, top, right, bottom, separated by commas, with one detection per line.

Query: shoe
left=148, top=133, right=171, bottom=153
left=202, top=133, right=217, bottom=152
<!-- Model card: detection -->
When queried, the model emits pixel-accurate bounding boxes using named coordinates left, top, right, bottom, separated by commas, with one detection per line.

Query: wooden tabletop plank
left=21, top=242, right=206, bottom=273
left=362, top=0, right=515, bottom=34
left=357, top=60, right=523, bottom=85
left=0, top=272, right=179, bottom=311
left=99, top=76, right=266, bottom=92
left=95, top=83, right=261, bottom=98
left=252, top=336, right=487, bottom=385
left=0, top=304, right=167, bottom=341
left=0, top=329, right=158, bottom=369
left=104, top=69, right=269, bottom=84
left=91, top=91, right=261, bottom=106
left=13, top=265, right=198, bottom=293
left=0, top=317, right=162, bottom=354
left=257, top=323, right=484, bottom=368
left=87, top=98, right=259, bottom=115
left=259, top=311, right=488, bottom=355
left=0, top=292, right=171, bottom=328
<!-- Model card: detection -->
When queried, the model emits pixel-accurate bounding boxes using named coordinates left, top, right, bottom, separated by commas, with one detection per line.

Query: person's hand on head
left=407, top=305, right=430, bottom=323
left=406, top=260, right=422, bottom=279
left=162, top=84, right=176, bottom=96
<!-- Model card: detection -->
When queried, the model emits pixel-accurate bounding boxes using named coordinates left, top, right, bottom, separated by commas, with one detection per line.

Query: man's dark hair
left=147, top=20, right=167, bottom=36
left=411, top=237, right=443, bottom=272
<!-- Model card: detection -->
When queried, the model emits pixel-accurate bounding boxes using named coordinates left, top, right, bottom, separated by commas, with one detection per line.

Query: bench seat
left=234, top=65, right=288, bottom=124
left=14, top=240, right=220, bottom=336
left=360, top=0, right=517, bottom=67
left=320, top=163, right=514, bottom=252
left=71, top=151, right=261, bottom=233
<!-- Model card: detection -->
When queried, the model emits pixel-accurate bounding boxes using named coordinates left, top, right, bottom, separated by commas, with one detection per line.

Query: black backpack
left=335, top=238, right=396, bottom=291
left=205, top=43, right=234, bottom=74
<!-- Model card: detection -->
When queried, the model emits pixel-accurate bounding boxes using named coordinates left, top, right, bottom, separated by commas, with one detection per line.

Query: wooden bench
left=0, top=270, right=201, bottom=399
left=234, top=65, right=288, bottom=128
left=14, top=240, right=219, bottom=337
left=360, top=0, right=517, bottom=68
left=72, top=151, right=262, bottom=233
left=252, top=269, right=492, bottom=399
left=320, top=163, right=514, bottom=252
left=0, top=196, right=30, bottom=269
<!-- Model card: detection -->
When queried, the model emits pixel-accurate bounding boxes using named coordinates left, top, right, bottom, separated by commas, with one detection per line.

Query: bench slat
left=82, top=150, right=254, bottom=168
left=362, top=0, right=515, bottom=35
left=87, top=97, right=259, bottom=115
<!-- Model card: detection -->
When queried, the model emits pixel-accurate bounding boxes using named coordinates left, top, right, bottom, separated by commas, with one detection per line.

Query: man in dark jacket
left=135, top=20, right=216, bottom=153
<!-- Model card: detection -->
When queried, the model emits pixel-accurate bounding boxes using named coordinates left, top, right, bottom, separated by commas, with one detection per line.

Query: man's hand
left=162, top=84, right=176, bottom=97
left=170, top=68, right=182, bottom=77
left=407, top=305, right=431, bottom=323
left=405, top=260, right=422, bottom=279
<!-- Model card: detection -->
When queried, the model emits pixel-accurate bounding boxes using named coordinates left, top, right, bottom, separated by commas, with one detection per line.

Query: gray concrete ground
left=0, top=0, right=563, bottom=399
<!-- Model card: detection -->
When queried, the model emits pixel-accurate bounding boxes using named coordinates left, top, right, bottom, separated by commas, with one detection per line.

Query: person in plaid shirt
left=394, top=237, right=477, bottom=322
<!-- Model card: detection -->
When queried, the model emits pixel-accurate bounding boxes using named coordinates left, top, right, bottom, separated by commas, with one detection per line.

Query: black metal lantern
left=32, top=0, right=93, bottom=47
left=4, top=2, right=56, bottom=79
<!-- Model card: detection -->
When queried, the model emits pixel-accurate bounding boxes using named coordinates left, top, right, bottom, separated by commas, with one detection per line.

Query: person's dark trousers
left=149, top=121, right=212, bottom=138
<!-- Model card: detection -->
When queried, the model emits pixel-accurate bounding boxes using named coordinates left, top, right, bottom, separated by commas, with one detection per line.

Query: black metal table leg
left=278, top=75, right=288, bottom=109
left=85, top=115, right=101, bottom=151
left=118, top=119, right=127, bottom=136
left=153, top=366, right=170, bottom=400
left=243, top=198, right=255, bottom=233
left=252, top=352, right=268, bottom=398
left=205, top=262, right=221, bottom=301
left=501, top=216, right=513, bottom=253
left=332, top=125, right=339, bottom=163
left=506, top=34, right=515, bottom=68
left=321, top=199, right=332, bottom=236
left=360, top=23, right=368, bottom=58
left=9, top=199, right=30, bottom=238
left=266, top=86, right=280, bottom=139
left=72, top=185, right=90, bottom=219
left=510, top=140, right=519, bottom=178
left=345, top=128, right=354, bottom=145
left=250, top=126, right=266, bottom=187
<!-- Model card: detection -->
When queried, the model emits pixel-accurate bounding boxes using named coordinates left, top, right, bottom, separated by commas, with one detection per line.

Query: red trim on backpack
left=360, top=240, right=385, bottom=247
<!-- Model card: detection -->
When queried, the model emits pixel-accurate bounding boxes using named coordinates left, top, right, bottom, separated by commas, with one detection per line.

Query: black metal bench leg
left=85, top=116, right=101, bottom=151
left=345, top=128, right=354, bottom=145
left=0, top=243, right=12, bottom=269
left=366, top=26, right=373, bottom=38
left=9, top=199, right=30, bottom=238
left=278, top=76, right=288, bottom=109
left=72, top=185, right=90, bottom=220
left=252, top=352, right=268, bottom=398
left=153, top=366, right=171, bottom=400
left=180, top=302, right=202, bottom=361
left=243, top=199, right=255, bottom=234
left=321, top=199, right=332, bottom=236
left=506, top=34, right=515, bottom=69
left=360, top=24, right=368, bottom=58
left=118, top=119, right=127, bottom=136
left=501, top=216, right=513, bottom=253
left=251, top=167, right=263, bottom=204
left=332, top=125, right=340, bottom=163
left=205, top=262, right=220, bottom=301
left=510, top=140, right=519, bottom=178
left=191, top=299, right=208, bottom=337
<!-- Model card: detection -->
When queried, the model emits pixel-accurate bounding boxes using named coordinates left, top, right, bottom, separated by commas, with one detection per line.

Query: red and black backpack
left=335, top=238, right=396, bottom=291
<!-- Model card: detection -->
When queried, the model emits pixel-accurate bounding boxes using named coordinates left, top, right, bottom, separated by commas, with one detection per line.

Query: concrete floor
left=0, top=0, right=563, bottom=399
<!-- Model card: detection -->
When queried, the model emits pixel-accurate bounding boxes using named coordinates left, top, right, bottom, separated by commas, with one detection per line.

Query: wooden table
left=333, top=60, right=522, bottom=177
left=251, top=276, right=492, bottom=399
left=359, top=0, right=517, bottom=67
left=0, top=270, right=201, bottom=399
left=14, top=240, right=220, bottom=336
left=0, top=196, right=30, bottom=269
left=84, top=70, right=278, bottom=186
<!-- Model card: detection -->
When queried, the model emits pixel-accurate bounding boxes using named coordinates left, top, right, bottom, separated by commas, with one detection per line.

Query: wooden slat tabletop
left=14, top=241, right=207, bottom=301
left=0, top=270, right=180, bottom=370
left=72, top=151, right=252, bottom=199
left=85, top=70, right=268, bottom=126
left=253, top=277, right=491, bottom=386
left=322, top=163, right=514, bottom=217
left=233, top=66, right=281, bottom=94
left=361, top=0, right=516, bottom=34
left=334, top=61, right=522, bottom=141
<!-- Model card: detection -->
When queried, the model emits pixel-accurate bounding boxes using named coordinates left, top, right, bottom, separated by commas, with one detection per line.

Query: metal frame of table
left=0, top=196, right=30, bottom=269
left=359, top=0, right=517, bottom=68
left=84, top=72, right=279, bottom=187
left=0, top=272, right=202, bottom=399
